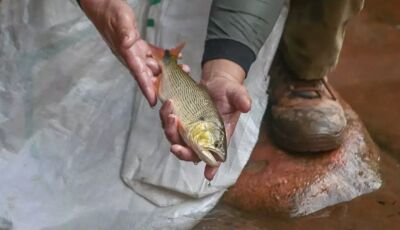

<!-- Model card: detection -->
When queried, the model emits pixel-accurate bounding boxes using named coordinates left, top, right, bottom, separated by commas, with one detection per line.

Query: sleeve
left=202, top=0, right=284, bottom=74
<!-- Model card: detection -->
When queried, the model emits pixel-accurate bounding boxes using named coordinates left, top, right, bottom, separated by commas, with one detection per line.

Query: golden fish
left=150, top=43, right=226, bottom=167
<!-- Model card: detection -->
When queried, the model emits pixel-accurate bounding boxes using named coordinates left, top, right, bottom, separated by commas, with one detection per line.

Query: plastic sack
left=122, top=0, right=288, bottom=204
left=0, top=0, right=287, bottom=229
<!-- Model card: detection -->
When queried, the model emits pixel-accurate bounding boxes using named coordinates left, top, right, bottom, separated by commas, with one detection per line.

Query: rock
left=223, top=101, right=382, bottom=217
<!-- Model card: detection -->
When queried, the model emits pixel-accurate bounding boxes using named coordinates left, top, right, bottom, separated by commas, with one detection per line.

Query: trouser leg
left=281, top=0, right=364, bottom=80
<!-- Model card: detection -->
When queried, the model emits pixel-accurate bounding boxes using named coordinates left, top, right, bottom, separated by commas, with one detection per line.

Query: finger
left=164, top=115, right=184, bottom=144
left=146, top=58, right=161, bottom=75
left=204, top=163, right=221, bottom=181
left=146, top=49, right=152, bottom=57
left=123, top=48, right=157, bottom=106
left=133, top=66, right=157, bottom=106
left=179, top=64, right=191, bottom=73
left=171, top=144, right=199, bottom=162
left=224, top=112, right=240, bottom=141
left=159, top=100, right=173, bottom=128
left=227, top=85, right=251, bottom=113
left=152, top=77, right=159, bottom=91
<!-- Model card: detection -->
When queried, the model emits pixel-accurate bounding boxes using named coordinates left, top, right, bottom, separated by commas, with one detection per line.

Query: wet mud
left=194, top=152, right=400, bottom=229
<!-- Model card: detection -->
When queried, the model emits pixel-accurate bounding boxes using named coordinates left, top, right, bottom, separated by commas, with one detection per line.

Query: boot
left=267, top=54, right=347, bottom=152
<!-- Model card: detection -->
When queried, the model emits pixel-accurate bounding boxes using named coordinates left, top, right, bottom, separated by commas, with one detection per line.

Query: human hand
left=80, top=0, right=160, bottom=106
left=160, top=59, right=251, bottom=180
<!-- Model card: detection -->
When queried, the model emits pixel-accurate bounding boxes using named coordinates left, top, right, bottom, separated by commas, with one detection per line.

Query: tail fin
left=148, top=42, right=186, bottom=60
left=169, top=42, right=185, bottom=57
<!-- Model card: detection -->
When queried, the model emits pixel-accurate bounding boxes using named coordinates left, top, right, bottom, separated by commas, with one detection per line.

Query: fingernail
left=167, top=116, right=174, bottom=125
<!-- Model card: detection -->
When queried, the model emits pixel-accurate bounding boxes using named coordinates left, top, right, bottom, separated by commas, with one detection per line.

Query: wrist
left=202, top=39, right=256, bottom=74
left=201, top=59, right=246, bottom=85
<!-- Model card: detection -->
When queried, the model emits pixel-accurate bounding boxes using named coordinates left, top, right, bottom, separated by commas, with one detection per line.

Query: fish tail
left=169, top=42, right=185, bottom=57
left=148, top=42, right=186, bottom=61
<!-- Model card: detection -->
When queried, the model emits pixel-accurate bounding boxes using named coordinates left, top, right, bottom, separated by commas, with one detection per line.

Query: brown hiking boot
left=267, top=54, right=347, bottom=152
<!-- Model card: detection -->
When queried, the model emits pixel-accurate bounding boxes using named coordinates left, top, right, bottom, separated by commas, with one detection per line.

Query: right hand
left=80, top=0, right=160, bottom=106
left=159, top=59, right=251, bottom=180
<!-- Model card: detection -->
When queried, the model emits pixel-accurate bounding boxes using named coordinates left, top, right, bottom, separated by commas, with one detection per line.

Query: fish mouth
left=198, top=148, right=226, bottom=167
left=209, top=149, right=226, bottom=162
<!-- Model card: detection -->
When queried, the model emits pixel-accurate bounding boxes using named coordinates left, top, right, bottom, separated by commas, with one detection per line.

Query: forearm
left=77, top=0, right=111, bottom=14
left=78, top=0, right=108, bottom=13
left=203, top=0, right=284, bottom=73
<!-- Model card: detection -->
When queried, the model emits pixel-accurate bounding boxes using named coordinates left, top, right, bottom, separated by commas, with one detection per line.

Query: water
left=194, top=152, right=400, bottom=229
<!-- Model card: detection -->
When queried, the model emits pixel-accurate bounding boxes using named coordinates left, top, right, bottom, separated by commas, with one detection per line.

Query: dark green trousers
left=282, top=0, right=365, bottom=80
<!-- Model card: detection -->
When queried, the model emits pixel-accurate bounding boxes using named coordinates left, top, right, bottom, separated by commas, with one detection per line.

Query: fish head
left=186, top=120, right=227, bottom=167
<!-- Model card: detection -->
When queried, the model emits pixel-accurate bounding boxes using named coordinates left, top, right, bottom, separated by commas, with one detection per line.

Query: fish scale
left=160, top=60, right=220, bottom=126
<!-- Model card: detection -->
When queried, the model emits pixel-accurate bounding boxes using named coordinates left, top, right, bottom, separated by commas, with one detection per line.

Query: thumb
left=227, top=85, right=251, bottom=113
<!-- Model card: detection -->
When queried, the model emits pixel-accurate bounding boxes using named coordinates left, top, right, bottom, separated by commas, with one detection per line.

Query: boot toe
left=270, top=100, right=347, bottom=152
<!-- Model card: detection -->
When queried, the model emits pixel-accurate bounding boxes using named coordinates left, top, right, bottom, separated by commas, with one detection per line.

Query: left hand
left=160, top=59, right=251, bottom=180
left=80, top=0, right=160, bottom=106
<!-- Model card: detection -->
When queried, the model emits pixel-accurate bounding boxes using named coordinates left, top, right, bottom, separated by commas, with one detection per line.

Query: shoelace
left=288, top=78, right=337, bottom=100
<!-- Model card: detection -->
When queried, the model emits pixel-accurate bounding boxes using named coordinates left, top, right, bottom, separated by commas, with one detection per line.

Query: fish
left=149, top=43, right=227, bottom=167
